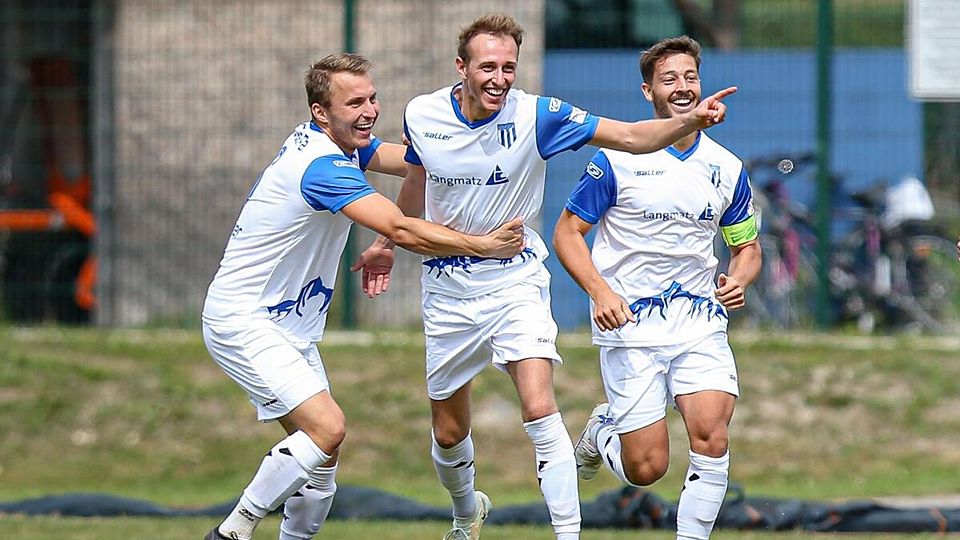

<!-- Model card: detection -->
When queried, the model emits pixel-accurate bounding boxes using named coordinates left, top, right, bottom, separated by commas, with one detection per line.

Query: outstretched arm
left=553, top=209, right=636, bottom=330
left=342, top=192, right=523, bottom=259
left=350, top=165, right=427, bottom=297
left=589, top=86, right=737, bottom=153
left=715, top=238, right=762, bottom=310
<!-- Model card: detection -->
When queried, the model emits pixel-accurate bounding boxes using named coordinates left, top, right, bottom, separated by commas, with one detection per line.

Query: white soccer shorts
left=202, top=320, right=330, bottom=421
left=599, top=331, right=739, bottom=434
left=422, top=267, right=561, bottom=400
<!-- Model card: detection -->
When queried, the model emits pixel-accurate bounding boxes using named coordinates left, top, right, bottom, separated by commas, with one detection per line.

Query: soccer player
left=552, top=36, right=762, bottom=540
left=200, top=53, right=525, bottom=540
left=354, top=15, right=735, bottom=540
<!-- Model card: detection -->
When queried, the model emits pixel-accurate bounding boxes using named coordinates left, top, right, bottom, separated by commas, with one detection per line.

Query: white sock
left=219, top=431, right=331, bottom=540
left=431, top=431, right=477, bottom=524
left=524, top=412, right=580, bottom=538
left=279, top=464, right=338, bottom=540
left=595, top=423, right=632, bottom=485
left=676, top=450, right=729, bottom=540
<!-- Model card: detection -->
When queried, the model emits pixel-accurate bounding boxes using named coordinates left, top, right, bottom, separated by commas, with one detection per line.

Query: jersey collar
left=449, top=83, right=503, bottom=129
left=666, top=131, right=702, bottom=161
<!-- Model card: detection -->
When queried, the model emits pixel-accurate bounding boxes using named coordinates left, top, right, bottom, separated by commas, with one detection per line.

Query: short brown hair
left=639, top=35, right=702, bottom=85
left=457, top=14, right=524, bottom=63
left=304, top=53, right=372, bottom=108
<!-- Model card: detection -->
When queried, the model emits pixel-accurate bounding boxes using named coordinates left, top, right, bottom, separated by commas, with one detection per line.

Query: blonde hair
left=304, top=53, right=372, bottom=108
left=457, top=14, right=524, bottom=63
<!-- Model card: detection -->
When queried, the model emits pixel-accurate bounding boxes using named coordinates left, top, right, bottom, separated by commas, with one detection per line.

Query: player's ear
left=311, top=102, right=327, bottom=125
left=455, top=56, right=467, bottom=80
left=640, top=83, right=654, bottom=103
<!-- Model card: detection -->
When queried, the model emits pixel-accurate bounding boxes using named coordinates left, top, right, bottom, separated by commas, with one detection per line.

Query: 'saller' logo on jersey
left=497, top=123, right=517, bottom=149
left=486, top=166, right=510, bottom=185
left=586, top=162, right=604, bottom=179
left=709, top=164, right=721, bottom=188
left=699, top=203, right=716, bottom=221
left=548, top=97, right=562, bottom=113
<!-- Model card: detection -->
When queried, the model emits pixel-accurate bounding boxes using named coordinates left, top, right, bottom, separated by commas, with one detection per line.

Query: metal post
left=339, top=0, right=357, bottom=328
left=814, top=0, right=833, bottom=328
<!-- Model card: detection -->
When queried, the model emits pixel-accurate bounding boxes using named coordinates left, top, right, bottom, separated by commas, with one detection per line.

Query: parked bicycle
left=741, top=153, right=960, bottom=333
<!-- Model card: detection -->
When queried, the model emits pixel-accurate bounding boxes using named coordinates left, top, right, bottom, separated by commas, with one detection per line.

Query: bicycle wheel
left=903, top=235, right=960, bottom=332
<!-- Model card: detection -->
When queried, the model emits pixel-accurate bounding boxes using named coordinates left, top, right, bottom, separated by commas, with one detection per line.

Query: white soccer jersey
left=565, top=132, right=758, bottom=346
left=203, top=122, right=381, bottom=342
left=404, top=84, right=600, bottom=297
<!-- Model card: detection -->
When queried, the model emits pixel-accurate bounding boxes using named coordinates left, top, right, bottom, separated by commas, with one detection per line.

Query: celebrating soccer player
left=553, top=35, right=762, bottom=540
left=354, top=15, right=735, bottom=540
left=200, top=53, right=524, bottom=540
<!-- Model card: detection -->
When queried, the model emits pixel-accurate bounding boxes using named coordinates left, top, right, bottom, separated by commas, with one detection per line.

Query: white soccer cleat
left=575, top=403, right=611, bottom=481
left=442, top=490, right=492, bottom=540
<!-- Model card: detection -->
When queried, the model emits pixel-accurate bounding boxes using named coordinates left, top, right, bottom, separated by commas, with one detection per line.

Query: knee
left=433, top=426, right=469, bottom=449
left=623, top=455, right=669, bottom=487
left=303, top=410, right=346, bottom=453
left=689, top=429, right=729, bottom=458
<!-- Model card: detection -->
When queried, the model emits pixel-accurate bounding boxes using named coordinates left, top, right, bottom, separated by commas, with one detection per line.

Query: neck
left=314, top=120, right=354, bottom=155
left=670, top=129, right=699, bottom=152
left=454, top=86, right=494, bottom=123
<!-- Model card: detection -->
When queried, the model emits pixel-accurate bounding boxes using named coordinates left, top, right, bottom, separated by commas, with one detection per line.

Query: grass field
left=1, top=326, right=959, bottom=539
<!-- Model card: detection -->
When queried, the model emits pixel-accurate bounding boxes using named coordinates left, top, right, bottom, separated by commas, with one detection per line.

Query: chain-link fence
left=0, top=0, right=957, bottom=331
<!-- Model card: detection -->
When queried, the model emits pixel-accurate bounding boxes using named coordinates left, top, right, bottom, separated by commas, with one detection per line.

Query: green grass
left=1, top=327, right=959, bottom=539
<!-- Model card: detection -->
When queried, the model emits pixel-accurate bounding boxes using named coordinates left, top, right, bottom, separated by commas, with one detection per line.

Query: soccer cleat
left=442, top=490, right=492, bottom=540
left=575, top=403, right=611, bottom=480
left=202, top=527, right=237, bottom=540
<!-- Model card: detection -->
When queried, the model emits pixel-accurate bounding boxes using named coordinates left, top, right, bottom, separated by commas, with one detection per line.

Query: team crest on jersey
left=709, top=164, right=721, bottom=188
left=486, top=165, right=510, bottom=185
left=497, top=123, right=517, bottom=149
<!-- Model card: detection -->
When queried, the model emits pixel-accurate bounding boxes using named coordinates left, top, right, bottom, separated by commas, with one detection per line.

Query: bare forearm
left=593, top=116, right=695, bottom=154
left=554, top=227, right=611, bottom=299
left=727, top=242, right=762, bottom=289
left=388, top=217, right=485, bottom=257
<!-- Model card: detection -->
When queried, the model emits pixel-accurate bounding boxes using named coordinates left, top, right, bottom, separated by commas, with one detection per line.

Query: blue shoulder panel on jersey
left=535, top=96, right=600, bottom=160
left=564, top=150, right=617, bottom=224
left=665, top=131, right=702, bottom=161
left=301, top=155, right=376, bottom=214
left=356, top=136, right=382, bottom=171
left=402, top=117, right=422, bottom=166
left=720, top=165, right=753, bottom=226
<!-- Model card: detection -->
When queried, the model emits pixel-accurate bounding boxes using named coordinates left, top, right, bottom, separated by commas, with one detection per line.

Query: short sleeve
left=564, top=150, right=617, bottom=224
left=402, top=114, right=422, bottom=166
left=535, top=96, right=600, bottom=160
left=301, top=155, right=376, bottom=213
left=720, top=165, right=759, bottom=245
left=355, top=135, right=382, bottom=171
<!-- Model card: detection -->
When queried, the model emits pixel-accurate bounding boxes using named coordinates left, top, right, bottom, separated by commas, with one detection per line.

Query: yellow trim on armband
left=721, top=215, right=759, bottom=246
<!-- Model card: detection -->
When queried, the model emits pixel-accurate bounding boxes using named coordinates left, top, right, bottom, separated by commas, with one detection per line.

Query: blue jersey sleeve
left=564, top=150, right=617, bottom=224
left=301, top=155, right=376, bottom=213
left=355, top=135, right=382, bottom=171
left=719, top=165, right=754, bottom=226
left=402, top=114, right=422, bottom=166
left=535, top=96, right=600, bottom=160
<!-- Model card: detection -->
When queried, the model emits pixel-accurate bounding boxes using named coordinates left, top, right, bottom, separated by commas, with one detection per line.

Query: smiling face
left=641, top=52, right=701, bottom=120
left=312, top=71, right=379, bottom=154
left=455, top=33, right=518, bottom=122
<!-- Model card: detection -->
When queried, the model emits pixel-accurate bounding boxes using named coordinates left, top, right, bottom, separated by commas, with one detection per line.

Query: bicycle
left=742, top=153, right=960, bottom=334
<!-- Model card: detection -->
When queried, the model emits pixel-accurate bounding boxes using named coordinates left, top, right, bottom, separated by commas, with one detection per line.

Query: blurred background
left=0, top=0, right=957, bottom=334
